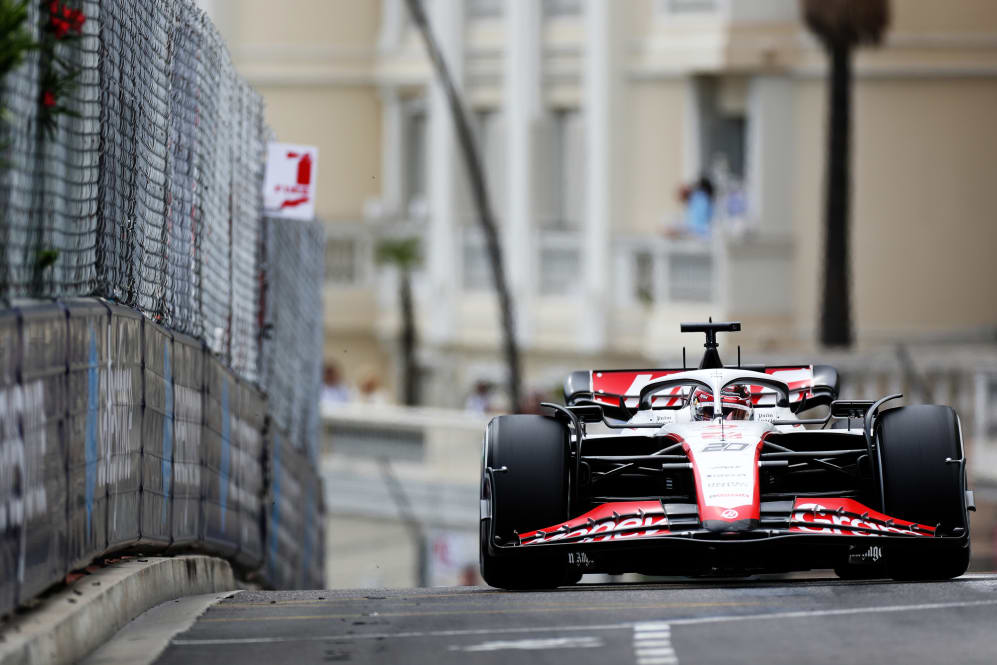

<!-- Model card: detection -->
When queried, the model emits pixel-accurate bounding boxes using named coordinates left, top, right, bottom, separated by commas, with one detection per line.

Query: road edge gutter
left=0, top=556, right=237, bottom=665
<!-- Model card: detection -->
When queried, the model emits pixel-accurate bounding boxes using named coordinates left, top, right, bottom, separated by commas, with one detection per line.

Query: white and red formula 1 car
left=479, top=322, right=973, bottom=589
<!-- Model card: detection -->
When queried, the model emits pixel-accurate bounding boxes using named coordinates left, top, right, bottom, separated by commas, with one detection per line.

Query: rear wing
left=563, top=365, right=839, bottom=418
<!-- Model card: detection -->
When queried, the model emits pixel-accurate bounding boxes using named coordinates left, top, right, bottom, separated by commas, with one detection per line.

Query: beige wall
left=622, top=80, right=686, bottom=234
left=793, top=76, right=997, bottom=343
left=212, top=0, right=383, bottom=222
left=258, top=86, right=382, bottom=221
left=223, top=0, right=380, bottom=47
left=890, top=0, right=997, bottom=35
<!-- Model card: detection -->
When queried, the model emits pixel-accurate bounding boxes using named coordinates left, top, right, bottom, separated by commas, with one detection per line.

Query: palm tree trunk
left=404, top=0, right=522, bottom=410
left=820, top=43, right=853, bottom=347
left=399, top=269, right=418, bottom=405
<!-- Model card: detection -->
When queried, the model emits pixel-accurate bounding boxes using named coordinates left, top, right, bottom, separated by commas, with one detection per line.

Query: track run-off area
left=134, top=573, right=997, bottom=665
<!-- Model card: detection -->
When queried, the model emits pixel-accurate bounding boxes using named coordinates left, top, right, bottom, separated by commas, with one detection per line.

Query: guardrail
left=0, top=300, right=324, bottom=617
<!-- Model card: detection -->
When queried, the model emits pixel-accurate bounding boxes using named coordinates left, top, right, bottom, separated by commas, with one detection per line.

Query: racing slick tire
left=480, top=415, right=575, bottom=590
left=876, top=405, right=971, bottom=581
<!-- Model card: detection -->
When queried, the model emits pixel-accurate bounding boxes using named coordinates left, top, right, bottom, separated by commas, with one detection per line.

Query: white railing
left=613, top=232, right=726, bottom=307
left=327, top=217, right=730, bottom=308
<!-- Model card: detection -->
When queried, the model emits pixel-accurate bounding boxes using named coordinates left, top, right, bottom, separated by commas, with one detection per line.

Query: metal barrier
left=201, top=360, right=240, bottom=558
left=0, top=309, right=19, bottom=612
left=17, top=304, right=69, bottom=604
left=265, top=423, right=325, bottom=591
left=0, top=301, right=326, bottom=616
left=105, top=304, right=142, bottom=551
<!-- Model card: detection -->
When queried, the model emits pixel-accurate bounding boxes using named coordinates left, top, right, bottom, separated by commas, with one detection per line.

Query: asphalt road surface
left=150, top=574, right=997, bottom=665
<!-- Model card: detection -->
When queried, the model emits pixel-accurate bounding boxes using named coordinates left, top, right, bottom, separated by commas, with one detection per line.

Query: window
left=462, top=234, right=491, bottom=291
left=669, top=254, right=713, bottom=302
left=539, top=246, right=580, bottom=296
left=695, top=75, right=747, bottom=180
left=543, top=0, right=582, bottom=17
left=660, top=0, right=719, bottom=14
left=404, top=104, right=427, bottom=218
left=538, top=109, right=584, bottom=229
left=467, top=0, right=502, bottom=18
left=633, top=251, right=654, bottom=304
left=325, top=236, right=360, bottom=285
left=460, top=109, right=505, bottom=225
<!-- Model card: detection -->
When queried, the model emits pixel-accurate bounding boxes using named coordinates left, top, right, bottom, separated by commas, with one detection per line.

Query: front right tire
left=876, top=405, right=971, bottom=581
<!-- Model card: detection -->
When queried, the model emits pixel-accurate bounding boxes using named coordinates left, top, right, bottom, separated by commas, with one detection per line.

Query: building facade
left=204, top=0, right=997, bottom=407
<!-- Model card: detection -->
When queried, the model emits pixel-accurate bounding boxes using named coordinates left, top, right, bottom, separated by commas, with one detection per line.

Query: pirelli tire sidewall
left=480, top=414, right=571, bottom=589
left=876, top=404, right=971, bottom=580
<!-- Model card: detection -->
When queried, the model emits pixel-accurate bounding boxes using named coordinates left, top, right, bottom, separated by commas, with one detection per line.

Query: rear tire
left=876, top=405, right=970, bottom=581
left=479, top=415, right=574, bottom=590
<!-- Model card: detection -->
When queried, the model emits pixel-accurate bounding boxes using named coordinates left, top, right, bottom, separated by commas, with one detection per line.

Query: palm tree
left=403, top=0, right=522, bottom=411
left=801, top=0, right=889, bottom=347
left=376, top=237, right=421, bottom=406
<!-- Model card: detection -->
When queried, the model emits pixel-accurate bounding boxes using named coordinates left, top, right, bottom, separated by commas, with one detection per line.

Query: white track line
left=449, top=636, right=604, bottom=652
left=633, top=622, right=677, bottom=665
left=171, top=598, right=997, bottom=647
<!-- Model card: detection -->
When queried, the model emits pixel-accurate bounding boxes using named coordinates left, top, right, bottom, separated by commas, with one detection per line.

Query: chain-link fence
left=0, top=0, right=274, bottom=384
left=258, top=217, right=325, bottom=462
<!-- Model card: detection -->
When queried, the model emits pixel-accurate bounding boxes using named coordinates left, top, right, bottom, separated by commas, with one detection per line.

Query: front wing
left=484, top=498, right=963, bottom=574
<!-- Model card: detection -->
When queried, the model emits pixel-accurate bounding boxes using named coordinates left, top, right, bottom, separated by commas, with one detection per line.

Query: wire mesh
left=258, top=217, right=325, bottom=457
left=0, top=0, right=43, bottom=296
left=0, top=0, right=293, bottom=387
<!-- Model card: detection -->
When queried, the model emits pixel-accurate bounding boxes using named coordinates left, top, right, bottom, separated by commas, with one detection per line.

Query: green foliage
left=0, top=0, right=35, bottom=79
left=0, top=0, right=37, bottom=159
left=801, top=0, right=890, bottom=49
left=35, top=247, right=58, bottom=270
left=376, top=237, right=422, bottom=272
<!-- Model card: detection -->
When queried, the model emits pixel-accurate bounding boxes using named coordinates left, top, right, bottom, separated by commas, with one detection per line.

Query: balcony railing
left=325, top=221, right=727, bottom=309
left=615, top=232, right=724, bottom=306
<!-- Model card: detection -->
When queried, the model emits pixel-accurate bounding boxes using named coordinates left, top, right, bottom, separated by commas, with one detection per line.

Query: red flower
left=49, top=1, right=59, bottom=15
left=62, top=5, right=70, bottom=18
left=42, top=90, right=56, bottom=108
left=72, top=10, right=85, bottom=32
left=52, top=17, right=69, bottom=38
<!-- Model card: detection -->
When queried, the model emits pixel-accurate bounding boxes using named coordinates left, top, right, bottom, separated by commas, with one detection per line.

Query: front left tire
left=479, top=414, right=575, bottom=590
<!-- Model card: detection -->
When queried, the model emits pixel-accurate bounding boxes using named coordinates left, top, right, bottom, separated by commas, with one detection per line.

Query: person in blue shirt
left=685, top=176, right=715, bottom=238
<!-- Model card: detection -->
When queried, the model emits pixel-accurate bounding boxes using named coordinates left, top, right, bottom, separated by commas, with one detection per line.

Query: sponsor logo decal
left=721, top=509, right=739, bottom=519
left=520, top=501, right=670, bottom=545
left=789, top=499, right=934, bottom=537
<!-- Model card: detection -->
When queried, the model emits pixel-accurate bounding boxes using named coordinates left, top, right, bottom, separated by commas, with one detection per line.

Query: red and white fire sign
left=263, top=142, right=318, bottom=220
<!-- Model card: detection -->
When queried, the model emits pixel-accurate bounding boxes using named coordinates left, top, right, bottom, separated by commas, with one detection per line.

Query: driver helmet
left=692, top=385, right=753, bottom=421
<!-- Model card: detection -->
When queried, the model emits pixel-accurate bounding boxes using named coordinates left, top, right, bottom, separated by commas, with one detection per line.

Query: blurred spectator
left=518, top=390, right=547, bottom=415
left=357, top=374, right=388, bottom=404
left=320, top=363, right=351, bottom=407
left=465, top=380, right=493, bottom=414
left=459, top=563, right=480, bottom=587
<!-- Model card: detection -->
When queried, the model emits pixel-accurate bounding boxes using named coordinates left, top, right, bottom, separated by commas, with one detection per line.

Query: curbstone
left=0, top=556, right=236, bottom=665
